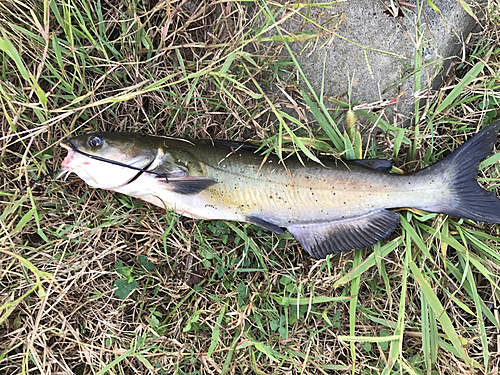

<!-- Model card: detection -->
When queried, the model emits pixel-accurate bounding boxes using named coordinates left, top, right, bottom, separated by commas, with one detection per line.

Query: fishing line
left=124, top=158, right=156, bottom=185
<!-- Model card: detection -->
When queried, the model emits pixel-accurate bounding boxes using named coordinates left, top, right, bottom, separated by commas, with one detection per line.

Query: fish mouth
left=60, top=140, right=75, bottom=169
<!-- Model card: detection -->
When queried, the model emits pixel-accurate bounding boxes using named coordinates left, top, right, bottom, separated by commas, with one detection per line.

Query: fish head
left=60, top=132, right=159, bottom=189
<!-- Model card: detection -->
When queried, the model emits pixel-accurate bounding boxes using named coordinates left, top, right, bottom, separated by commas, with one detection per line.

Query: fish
left=59, top=121, right=500, bottom=259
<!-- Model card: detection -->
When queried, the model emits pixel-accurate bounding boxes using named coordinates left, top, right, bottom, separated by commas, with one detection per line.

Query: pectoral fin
left=287, top=210, right=400, bottom=259
left=158, top=177, right=218, bottom=195
left=246, top=215, right=286, bottom=234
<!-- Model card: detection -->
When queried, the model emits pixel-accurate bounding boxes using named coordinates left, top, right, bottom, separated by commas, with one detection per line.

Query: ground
left=1, top=1, right=500, bottom=374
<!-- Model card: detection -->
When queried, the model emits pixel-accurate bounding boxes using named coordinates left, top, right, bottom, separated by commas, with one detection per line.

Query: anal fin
left=287, top=210, right=400, bottom=259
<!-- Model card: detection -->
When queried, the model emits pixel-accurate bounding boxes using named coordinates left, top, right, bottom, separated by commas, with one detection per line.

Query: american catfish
left=60, top=121, right=500, bottom=259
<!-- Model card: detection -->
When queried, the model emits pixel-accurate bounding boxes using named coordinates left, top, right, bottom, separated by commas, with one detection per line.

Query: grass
left=1, top=0, right=500, bottom=374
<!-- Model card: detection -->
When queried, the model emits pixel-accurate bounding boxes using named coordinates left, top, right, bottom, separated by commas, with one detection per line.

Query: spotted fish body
left=60, top=121, right=500, bottom=258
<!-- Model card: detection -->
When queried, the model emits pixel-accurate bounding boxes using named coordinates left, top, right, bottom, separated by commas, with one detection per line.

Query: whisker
left=29, top=169, right=65, bottom=189
left=54, top=169, right=72, bottom=181
left=62, top=170, right=73, bottom=182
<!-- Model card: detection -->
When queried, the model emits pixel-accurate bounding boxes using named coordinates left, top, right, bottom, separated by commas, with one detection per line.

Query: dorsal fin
left=287, top=210, right=400, bottom=258
left=212, top=140, right=259, bottom=152
left=352, top=159, right=392, bottom=172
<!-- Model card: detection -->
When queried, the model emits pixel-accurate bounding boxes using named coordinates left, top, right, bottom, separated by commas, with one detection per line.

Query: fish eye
left=87, top=135, right=103, bottom=148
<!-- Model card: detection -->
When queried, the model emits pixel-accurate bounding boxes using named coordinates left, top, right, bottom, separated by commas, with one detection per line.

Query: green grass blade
left=349, top=249, right=362, bottom=374
left=409, top=260, right=472, bottom=368
left=433, top=61, right=484, bottom=115
left=382, top=229, right=410, bottom=374
left=421, top=291, right=431, bottom=374
left=207, top=303, right=226, bottom=358
left=333, top=238, right=400, bottom=288
left=461, top=254, right=488, bottom=369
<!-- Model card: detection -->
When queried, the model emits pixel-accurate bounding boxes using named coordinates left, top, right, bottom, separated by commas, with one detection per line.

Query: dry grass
left=1, top=0, right=500, bottom=374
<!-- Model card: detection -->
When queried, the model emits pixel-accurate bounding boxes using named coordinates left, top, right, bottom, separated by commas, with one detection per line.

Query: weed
left=1, top=0, right=499, bottom=374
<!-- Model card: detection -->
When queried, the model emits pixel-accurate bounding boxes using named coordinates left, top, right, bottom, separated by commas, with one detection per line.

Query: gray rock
left=275, top=0, right=477, bottom=126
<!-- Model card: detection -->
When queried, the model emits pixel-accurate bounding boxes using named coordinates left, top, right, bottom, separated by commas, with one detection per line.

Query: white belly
left=112, top=173, right=245, bottom=221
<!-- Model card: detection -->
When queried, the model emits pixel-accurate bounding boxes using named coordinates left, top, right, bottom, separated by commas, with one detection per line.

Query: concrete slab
left=273, top=0, right=477, bottom=127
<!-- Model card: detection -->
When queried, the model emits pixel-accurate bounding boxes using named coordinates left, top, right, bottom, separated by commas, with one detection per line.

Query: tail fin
left=418, top=120, right=500, bottom=224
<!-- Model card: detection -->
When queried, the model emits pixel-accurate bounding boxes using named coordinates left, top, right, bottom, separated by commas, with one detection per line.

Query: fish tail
left=418, top=120, right=500, bottom=223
